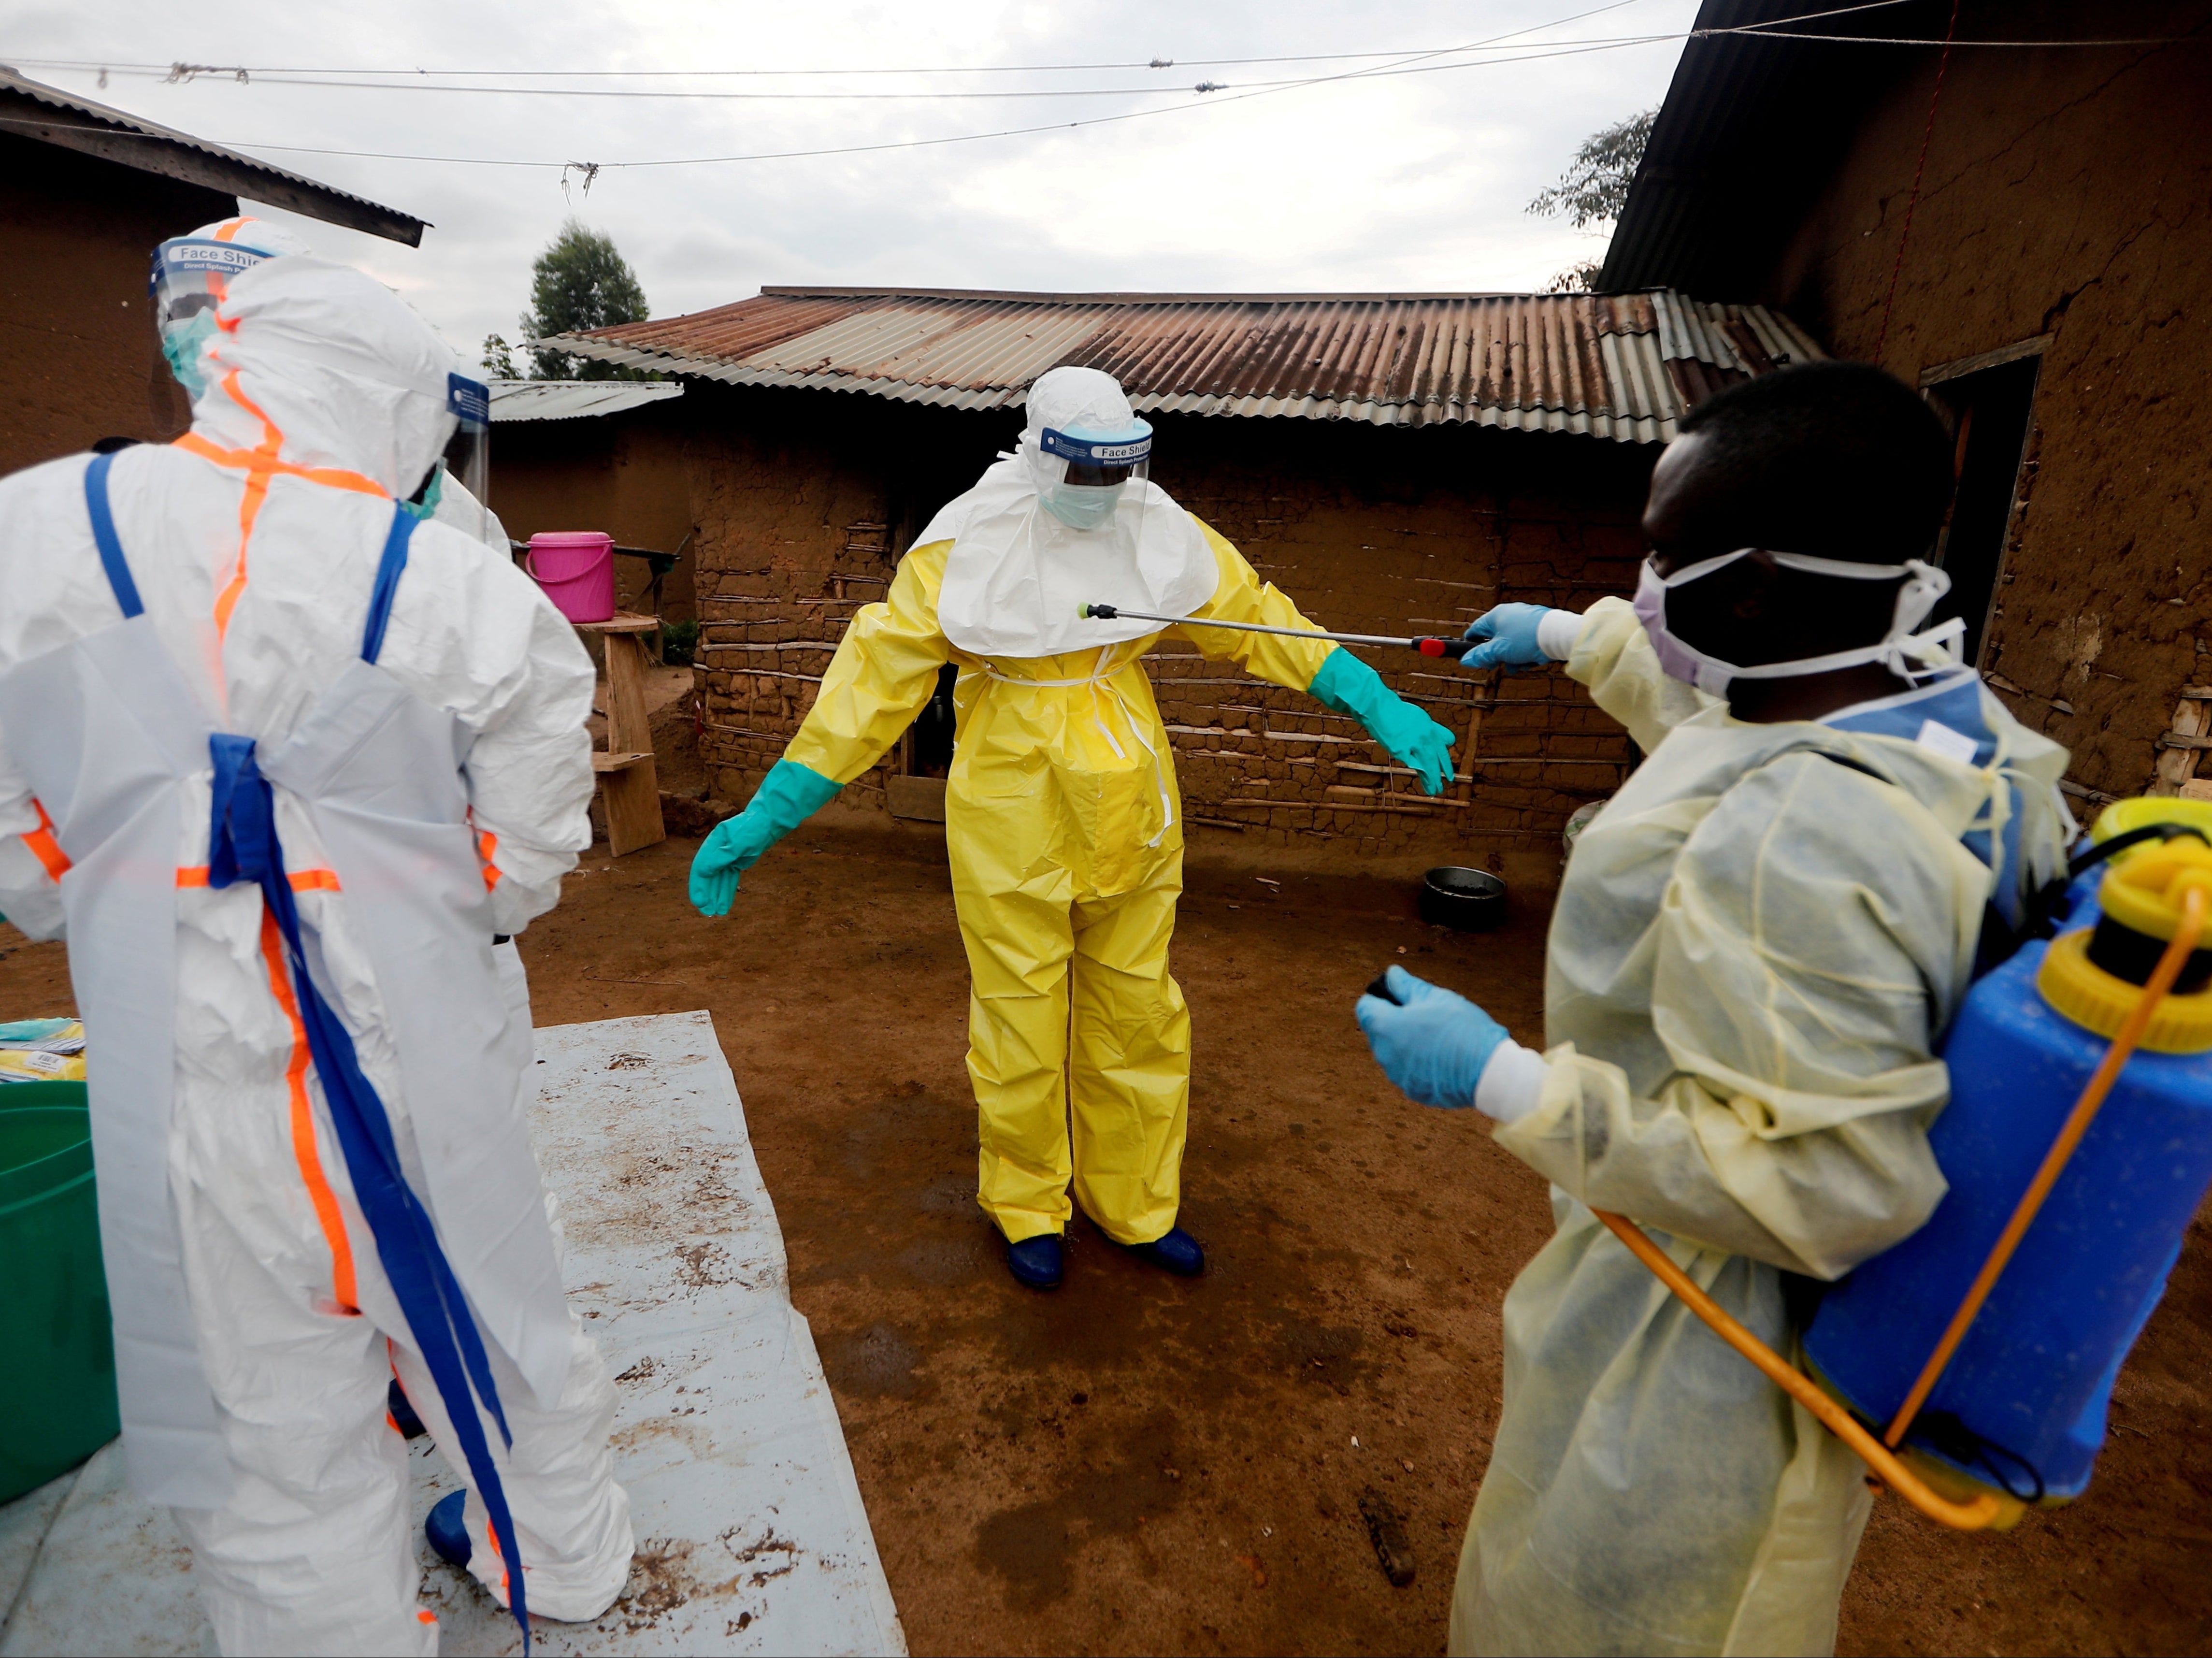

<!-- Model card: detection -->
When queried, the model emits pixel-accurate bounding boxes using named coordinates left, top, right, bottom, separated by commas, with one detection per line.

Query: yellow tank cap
left=2039, top=837, right=2212, bottom=1052
left=2089, top=796, right=2212, bottom=857
left=2036, top=932, right=2212, bottom=1052
left=2099, top=836, right=2212, bottom=944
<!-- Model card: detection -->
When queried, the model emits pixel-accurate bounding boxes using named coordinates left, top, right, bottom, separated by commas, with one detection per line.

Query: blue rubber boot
left=425, top=1490, right=471, bottom=1569
left=1005, top=1234, right=1063, bottom=1290
left=1125, top=1226, right=1205, bottom=1277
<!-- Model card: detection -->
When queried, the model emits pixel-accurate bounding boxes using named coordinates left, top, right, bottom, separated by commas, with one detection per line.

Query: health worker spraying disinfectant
left=689, top=365, right=1458, bottom=1291
left=1357, top=361, right=2078, bottom=1657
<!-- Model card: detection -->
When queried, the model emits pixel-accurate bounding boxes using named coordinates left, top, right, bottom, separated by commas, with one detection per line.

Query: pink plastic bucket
left=526, top=532, right=616, bottom=623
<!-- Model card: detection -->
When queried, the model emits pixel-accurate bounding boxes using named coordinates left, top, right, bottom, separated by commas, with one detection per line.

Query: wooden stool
left=575, top=612, right=667, bottom=856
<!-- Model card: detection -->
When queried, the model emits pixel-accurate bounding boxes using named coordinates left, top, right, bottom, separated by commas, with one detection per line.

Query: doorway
left=905, top=664, right=958, bottom=778
left=1924, top=350, right=2042, bottom=669
left=887, top=664, right=959, bottom=822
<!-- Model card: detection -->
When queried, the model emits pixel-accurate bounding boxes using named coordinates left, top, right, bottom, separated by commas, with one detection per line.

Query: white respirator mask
left=1633, top=548, right=1964, bottom=696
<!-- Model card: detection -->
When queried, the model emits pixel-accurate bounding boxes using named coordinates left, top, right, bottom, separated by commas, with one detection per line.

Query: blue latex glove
left=1456, top=602, right=1554, bottom=674
left=1355, top=965, right=1509, bottom=1108
left=1307, top=648, right=1456, bottom=796
left=689, top=760, right=843, bottom=917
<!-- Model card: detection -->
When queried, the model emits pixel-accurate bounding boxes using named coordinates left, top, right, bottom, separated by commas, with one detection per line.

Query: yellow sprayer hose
left=1593, top=884, right=2207, bottom=1533
left=1590, top=1208, right=2003, bottom=1530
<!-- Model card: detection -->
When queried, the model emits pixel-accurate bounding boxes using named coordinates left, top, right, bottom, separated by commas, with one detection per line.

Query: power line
left=40, top=1, right=2172, bottom=179
left=22, top=5, right=1691, bottom=103
left=7, top=44, right=1606, bottom=80
left=54, top=72, right=1351, bottom=102
left=198, top=45, right=1697, bottom=173
left=23, top=0, right=2189, bottom=107
left=1, top=8, right=1686, bottom=85
left=165, top=0, right=1672, bottom=170
left=25, top=3, right=2007, bottom=123
left=34, top=36, right=1703, bottom=104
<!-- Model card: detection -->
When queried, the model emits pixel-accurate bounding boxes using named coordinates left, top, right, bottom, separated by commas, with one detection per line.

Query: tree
left=517, top=220, right=653, bottom=381
left=1528, top=108, right=1655, bottom=293
left=480, top=332, right=519, bottom=379
left=1528, top=108, right=1656, bottom=228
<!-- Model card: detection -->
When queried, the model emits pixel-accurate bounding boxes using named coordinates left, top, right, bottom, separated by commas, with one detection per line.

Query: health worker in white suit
left=0, top=249, right=632, bottom=1654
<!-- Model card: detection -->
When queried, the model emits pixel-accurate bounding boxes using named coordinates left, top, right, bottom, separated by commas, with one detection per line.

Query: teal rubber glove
left=689, top=760, right=843, bottom=917
left=1355, top=965, right=1508, bottom=1108
left=1307, top=647, right=1456, bottom=796
left=1457, top=602, right=1554, bottom=673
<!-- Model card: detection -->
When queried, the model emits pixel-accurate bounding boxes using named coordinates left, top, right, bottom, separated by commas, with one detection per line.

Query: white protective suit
left=0, top=256, right=631, bottom=1654
left=1452, top=597, right=2072, bottom=1657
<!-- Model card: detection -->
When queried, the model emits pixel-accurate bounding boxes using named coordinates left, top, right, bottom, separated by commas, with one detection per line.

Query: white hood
left=186, top=255, right=460, bottom=501
left=924, top=368, right=1217, bottom=659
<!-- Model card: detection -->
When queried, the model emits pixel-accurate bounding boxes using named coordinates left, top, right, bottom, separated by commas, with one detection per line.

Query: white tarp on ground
left=0, top=1010, right=904, bottom=1657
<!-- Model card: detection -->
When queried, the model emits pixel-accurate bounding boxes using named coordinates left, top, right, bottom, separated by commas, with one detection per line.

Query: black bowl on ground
left=1420, top=866, right=1508, bottom=931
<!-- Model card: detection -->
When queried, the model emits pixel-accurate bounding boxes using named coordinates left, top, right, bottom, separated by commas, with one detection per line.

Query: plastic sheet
left=0, top=1011, right=903, bottom=1657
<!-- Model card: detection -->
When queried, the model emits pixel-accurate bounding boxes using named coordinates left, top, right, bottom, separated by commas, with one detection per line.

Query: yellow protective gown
left=784, top=523, right=1335, bottom=1245
left=1451, top=598, right=2073, bottom=1658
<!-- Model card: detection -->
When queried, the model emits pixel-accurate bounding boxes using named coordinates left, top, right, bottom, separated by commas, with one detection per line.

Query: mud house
left=0, top=66, right=423, bottom=476
left=541, top=285, right=1820, bottom=873
left=1605, top=0, right=2212, bottom=809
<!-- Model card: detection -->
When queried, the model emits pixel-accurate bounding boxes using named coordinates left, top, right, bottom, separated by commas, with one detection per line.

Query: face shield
left=151, top=238, right=266, bottom=398
left=404, top=374, right=491, bottom=521
left=1036, top=421, right=1151, bottom=532
left=150, top=220, right=312, bottom=399
left=444, top=372, right=492, bottom=503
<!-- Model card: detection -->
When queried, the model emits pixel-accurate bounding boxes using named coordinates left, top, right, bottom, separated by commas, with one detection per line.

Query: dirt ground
left=4, top=818, right=2210, bottom=1656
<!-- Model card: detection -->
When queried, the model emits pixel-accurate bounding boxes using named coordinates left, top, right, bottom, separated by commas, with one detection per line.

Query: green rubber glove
left=689, top=760, right=843, bottom=917
left=1308, top=648, right=1457, bottom=796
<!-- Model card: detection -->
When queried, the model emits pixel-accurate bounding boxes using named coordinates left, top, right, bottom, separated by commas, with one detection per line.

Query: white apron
left=0, top=454, right=567, bottom=1541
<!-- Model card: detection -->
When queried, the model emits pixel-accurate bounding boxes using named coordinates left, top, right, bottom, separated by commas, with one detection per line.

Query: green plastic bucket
left=0, top=1080, right=119, bottom=1501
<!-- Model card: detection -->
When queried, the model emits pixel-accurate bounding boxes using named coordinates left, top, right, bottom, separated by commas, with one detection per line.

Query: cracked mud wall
left=1766, top=0, right=2212, bottom=799
left=675, top=379, right=1654, bottom=866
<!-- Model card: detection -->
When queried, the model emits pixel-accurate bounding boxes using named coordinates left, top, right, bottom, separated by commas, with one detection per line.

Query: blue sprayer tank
left=1803, top=805, right=2212, bottom=1508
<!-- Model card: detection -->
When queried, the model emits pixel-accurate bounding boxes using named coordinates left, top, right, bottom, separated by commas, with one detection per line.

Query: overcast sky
left=10, top=0, right=1700, bottom=368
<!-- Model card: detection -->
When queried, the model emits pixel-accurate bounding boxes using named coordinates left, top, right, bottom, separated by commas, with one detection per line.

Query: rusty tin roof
left=541, top=285, right=1822, bottom=445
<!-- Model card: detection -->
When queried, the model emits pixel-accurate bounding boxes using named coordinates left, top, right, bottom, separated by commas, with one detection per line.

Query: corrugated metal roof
left=0, top=66, right=427, bottom=245
left=537, top=285, right=1824, bottom=445
left=489, top=379, right=684, bottom=423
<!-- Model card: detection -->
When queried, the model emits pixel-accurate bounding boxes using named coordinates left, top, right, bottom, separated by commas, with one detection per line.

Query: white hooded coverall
left=0, top=257, right=631, bottom=1654
left=1452, top=599, right=2072, bottom=1657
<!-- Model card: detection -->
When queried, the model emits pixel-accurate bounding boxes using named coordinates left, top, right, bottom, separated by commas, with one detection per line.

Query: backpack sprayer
left=1365, top=800, right=2212, bottom=1532
left=1390, top=799, right=2212, bottom=1534
left=1078, top=602, right=1475, bottom=659
left=1788, top=805, right=2212, bottom=1528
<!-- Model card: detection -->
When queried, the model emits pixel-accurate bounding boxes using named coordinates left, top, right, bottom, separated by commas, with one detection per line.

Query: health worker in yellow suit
left=690, top=366, right=1457, bottom=1289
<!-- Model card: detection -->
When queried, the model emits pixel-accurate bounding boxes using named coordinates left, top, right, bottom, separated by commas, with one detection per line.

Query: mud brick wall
left=1131, top=417, right=1650, bottom=866
left=684, top=382, right=1656, bottom=863
left=0, top=134, right=230, bottom=476
left=688, top=384, right=1002, bottom=815
left=1763, top=0, right=2212, bottom=807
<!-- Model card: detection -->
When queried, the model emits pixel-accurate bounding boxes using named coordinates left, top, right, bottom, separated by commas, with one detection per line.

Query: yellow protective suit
left=782, top=525, right=1334, bottom=1245
left=1451, top=598, right=2073, bottom=1657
